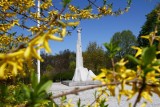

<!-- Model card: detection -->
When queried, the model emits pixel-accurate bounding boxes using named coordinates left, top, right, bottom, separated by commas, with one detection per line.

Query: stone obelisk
left=72, top=28, right=96, bottom=82
left=76, top=28, right=83, bottom=68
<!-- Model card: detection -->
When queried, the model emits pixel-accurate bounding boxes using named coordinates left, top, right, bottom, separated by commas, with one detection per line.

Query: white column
left=76, top=28, right=83, bottom=68
left=37, top=0, right=40, bottom=83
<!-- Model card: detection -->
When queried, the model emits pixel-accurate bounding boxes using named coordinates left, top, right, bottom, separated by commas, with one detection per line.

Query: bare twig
left=9, top=7, right=38, bottom=24
left=88, top=0, right=99, bottom=8
left=51, top=79, right=160, bottom=100
left=0, top=9, right=30, bottom=30
left=90, top=88, right=105, bottom=106
left=133, top=77, right=146, bottom=107
left=52, top=82, right=120, bottom=99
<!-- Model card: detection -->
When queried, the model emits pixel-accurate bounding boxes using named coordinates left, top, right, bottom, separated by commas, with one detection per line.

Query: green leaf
left=99, top=99, right=109, bottom=107
left=144, top=67, right=155, bottom=76
left=52, top=100, right=59, bottom=107
left=114, top=47, right=121, bottom=52
left=35, top=99, right=50, bottom=105
left=127, top=55, right=141, bottom=65
left=37, top=80, right=52, bottom=95
left=76, top=99, right=86, bottom=107
left=23, top=85, right=31, bottom=99
left=152, top=60, right=160, bottom=66
left=0, top=85, right=8, bottom=98
left=77, top=98, right=81, bottom=107
left=104, top=42, right=121, bottom=58
left=103, top=43, right=110, bottom=50
left=61, top=95, right=67, bottom=103
left=141, top=46, right=156, bottom=66
left=36, top=91, right=46, bottom=98
left=31, top=71, right=38, bottom=89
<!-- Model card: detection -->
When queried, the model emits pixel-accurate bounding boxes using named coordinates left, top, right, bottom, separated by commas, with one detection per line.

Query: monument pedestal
left=61, top=80, right=101, bottom=86
left=72, top=67, right=96, bottom=81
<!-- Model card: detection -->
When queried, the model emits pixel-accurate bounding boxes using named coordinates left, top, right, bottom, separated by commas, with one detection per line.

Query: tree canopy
left=137, top=4, right=160, bottom=47
left=83, top=42, right=106, bottom=74
left=111, top=30, right=137, bottom=58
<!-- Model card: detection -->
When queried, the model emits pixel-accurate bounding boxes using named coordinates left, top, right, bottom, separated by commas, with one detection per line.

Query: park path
left=49, top=83, right=160, bottom=107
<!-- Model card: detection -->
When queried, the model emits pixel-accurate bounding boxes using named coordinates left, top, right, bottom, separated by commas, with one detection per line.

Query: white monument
left=72, top=28, right=96, bottom=81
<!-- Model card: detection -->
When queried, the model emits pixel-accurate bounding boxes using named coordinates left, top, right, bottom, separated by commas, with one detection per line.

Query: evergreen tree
left=138, top=4, right=160, bottom=47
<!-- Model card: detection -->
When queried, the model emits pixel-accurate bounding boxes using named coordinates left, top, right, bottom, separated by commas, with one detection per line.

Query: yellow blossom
left=140, top=102, right=147, bottom=107
left=67, top=21, right=80, bottom=26
left=146, top=71, right=159, bottom=83
left=131, top=46, right=142, bottom=57
left=0, top=63, right=7, bottom=78
left=141, top=31, right=157, bottom=46
left=141, top=91, right=152, bottom=102
left=61, top=27, right=67, bottom=37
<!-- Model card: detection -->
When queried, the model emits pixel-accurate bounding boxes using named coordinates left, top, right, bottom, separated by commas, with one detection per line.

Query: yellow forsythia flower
left=141, top=91, right=152, bottom=102
left=67, top=21, right=80, bottom=26
left=131, top=46, right=142, bottom=57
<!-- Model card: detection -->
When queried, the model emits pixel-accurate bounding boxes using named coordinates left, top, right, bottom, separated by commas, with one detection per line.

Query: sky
left=49, top=0, right=160, bottom=55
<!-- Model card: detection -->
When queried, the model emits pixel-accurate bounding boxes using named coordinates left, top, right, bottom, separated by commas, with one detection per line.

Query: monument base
left=61, top=80, right=101, bottom=86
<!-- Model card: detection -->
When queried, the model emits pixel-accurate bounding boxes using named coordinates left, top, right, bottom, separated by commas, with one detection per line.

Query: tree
left=137, top=4, right=160, bottom=47
left=51, top=50, right=76, bottom=81
left=40, top=49, right=76, bottom=81
left=83, top=42, right=106, bottom=74
left=111, top=30, right=137, bottom=58
left=41, top=52, right=54, bottom=74
left=54, top=49, right=75, bottom=72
